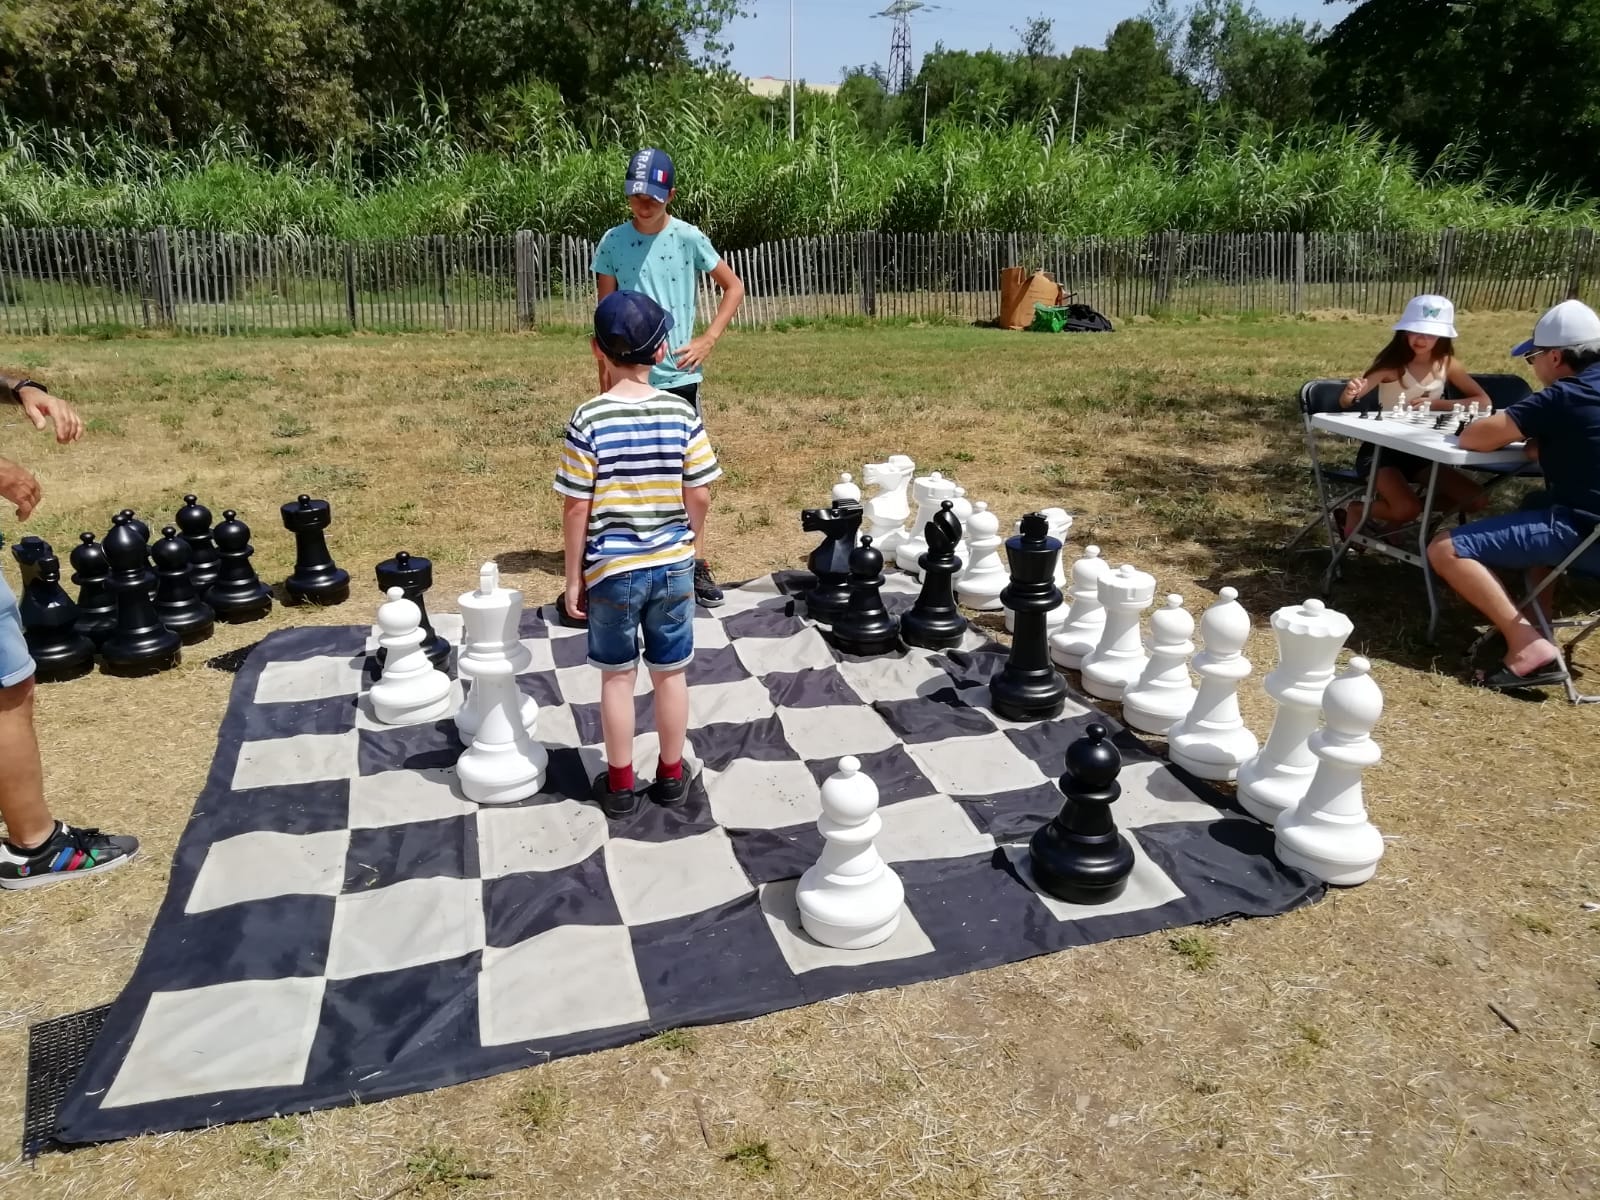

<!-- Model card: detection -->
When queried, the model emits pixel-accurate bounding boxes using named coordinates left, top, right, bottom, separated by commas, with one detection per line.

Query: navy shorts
left=585, top=559, right=696, bottom=672
left=663, top=382, right=701, bottom=413
left=0, top=570, right=37, bottom=688
left=1448, top=502, right=1600, bottom=577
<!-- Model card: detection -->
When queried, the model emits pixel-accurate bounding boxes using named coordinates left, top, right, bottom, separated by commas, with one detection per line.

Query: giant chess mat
left=52, top=572, right=1323, bottom=1144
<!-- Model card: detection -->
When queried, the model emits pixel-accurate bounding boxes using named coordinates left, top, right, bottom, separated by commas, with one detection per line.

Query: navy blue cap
left=625, top=148, right=675, bottom=202
left=594, top=290, right=674, bottom=365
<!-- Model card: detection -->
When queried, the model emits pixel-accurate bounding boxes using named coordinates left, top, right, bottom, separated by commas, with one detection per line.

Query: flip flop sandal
left=1332, top=505, right=1366, bottom=553
left=1470, top=660, right=1567, bottom=691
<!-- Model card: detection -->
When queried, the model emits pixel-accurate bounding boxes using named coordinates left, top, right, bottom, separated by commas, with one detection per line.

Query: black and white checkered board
left=52, top=572, right=1323, bottom=1145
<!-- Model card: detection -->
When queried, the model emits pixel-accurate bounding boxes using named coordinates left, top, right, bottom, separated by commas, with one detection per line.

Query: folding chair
left=1282, top=379, right=1365, bottom=551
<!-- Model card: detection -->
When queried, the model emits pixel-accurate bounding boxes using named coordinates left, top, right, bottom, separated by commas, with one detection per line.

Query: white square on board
left=775, top=703, right=900, bottom=761
left=477, top=799, right=609, bottom=878
left=478, top=924, right=650, bottom=1044
left=703, top=757, right=824, bottom=830
left=348, top=768, right=477, bottom=829
left=186, top=829, right=350, bottom=914
left=687, top=676, right=777, bottom=728
left=515, top=637, right=557, bottom=674
left=1115, top=760, right=1228, bottom=827
left=907, top=732, right=1048, bottom=796
left=325, top=876, right=485, bottom=980
left=834, top=651, right=955, bottom=704
left=692, top=616, right=730, bottom=650
left=232, top=731, right=359, bottom=791
left=254, top=655, right=365, bottom=704
left=877, top=794, right=997, bottom=863
left=733, top=625, right=837, bottom=677
left=604, top=827, right=754, bottom=926
left=757, top=879, right=934, bottom=974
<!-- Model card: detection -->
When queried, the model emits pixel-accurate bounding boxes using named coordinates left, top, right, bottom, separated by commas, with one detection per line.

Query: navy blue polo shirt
left=1505, top=362, right=1600, bottom=514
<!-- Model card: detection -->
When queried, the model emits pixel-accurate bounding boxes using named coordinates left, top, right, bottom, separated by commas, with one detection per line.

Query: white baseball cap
left=1510, top=299, right=1600, bottom=358
left=1394, top=294, right=1458, bottom=339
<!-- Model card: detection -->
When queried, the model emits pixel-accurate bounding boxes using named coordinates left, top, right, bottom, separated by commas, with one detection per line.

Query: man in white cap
left=1427, top=299, right=1600, bottom=689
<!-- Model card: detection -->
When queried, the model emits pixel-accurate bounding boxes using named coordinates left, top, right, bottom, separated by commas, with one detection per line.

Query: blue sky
left=728, top=0, right=1349, bottom=84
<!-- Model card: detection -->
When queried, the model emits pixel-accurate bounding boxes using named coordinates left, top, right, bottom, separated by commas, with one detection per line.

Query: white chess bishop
left=455, top=562, right=536, bottom=746
left=895, top=471, right=957, bottom=572
left=1005, top=508, right=1072, bottom=633
left=1080, top=564, right=1156, bottom=701
left=370, top=586, right=455, bottom=726
left=1166, top=587, right=1259, bottom=781
left=954, top=502, right=1006, bottom=609
left=456, top=658, right=548, bottom=805
left=796, top=757, right=905, bottom=949
left=1121, top=595, right=1198, bottom=735
left=1274, top=656, right=1385, bottom=886
left=863, top=455, right=916, bottom=561
left=1050, top=545, right=1110, bottom=669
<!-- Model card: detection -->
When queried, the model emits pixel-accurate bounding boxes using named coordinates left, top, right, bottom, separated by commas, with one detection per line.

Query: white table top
left=1311, top=412, right=1529, bottom=467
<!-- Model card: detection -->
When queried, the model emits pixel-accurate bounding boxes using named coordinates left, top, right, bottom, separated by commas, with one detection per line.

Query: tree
left=1015, top=16, right=1055, bottom=62
left=1160, top=1, right=1325, bottom=127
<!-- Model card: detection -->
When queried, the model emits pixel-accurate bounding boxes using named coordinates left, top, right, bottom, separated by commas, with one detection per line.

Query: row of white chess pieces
left=1379, top=398, right=1483, bottom=426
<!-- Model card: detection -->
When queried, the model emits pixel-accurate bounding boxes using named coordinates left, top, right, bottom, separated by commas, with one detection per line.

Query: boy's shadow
left=492, top=549, right=565, bottom=575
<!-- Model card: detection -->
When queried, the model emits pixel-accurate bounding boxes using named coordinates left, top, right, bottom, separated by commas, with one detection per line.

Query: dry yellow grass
left=1, top=314, right=1597, bottom=1199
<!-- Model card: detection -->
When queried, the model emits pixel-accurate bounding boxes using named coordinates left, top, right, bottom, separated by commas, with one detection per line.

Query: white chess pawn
left=1004, top=508, right=1073, bottom=633
left=371, top=586, right=454, bottom=726
left=456, top=562, right=537, bottom=746
left=895, top=471, right=957, bottom=572
left=1236, top=598, right=1353, bottom=826
left=1274, top=656, right=1385, bottom=886
left=1081, top=564, right=1156, bottom=701
left=863, top=454, right=916, bottom=560
left=456, top=659, right=549, bottom=805
left=832, top=472, right=862, bottom=505
left=1050, top=545, right=1110, bottom=669
left=954, top=502, right=1006, bottom=610
left=1167, top=588, right=1259, bottom=781
left=796, top=756, right=904, bottom=949
left=1121, top=595, right=1199, bottom=736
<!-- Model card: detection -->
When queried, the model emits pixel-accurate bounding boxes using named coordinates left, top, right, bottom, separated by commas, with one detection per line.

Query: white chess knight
left=1050, top=545, right=1110, bottom=669
left=895, top=471, right=957, bottom=572
left=796, top=756, right=905, bottom=950
left=832, top=472, right=862, bottom=505
left=863, top=455, right=916, bottom=561
left=1080, top=564, right=1156, bottom=701
left=456, top=658, right=549, bottom=805
left=456, top=562, right=536, bottom=746
left=1236, top=598, right=1353, bottom=826
left=955, top=502, right=1006, bottom=609
left=1167, top=587, right=1259, bottom=781
left=1121, top=595, right=1198, bottom=735
left=370, top=586, right=455, bottom=726
left=1274, top=656, right=1386, bottom=886
left=1005, top=508, right=1072, bottom=633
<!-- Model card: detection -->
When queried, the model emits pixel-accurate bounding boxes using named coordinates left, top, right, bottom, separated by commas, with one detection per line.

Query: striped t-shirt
left=553, top=389, right=722, bottom=587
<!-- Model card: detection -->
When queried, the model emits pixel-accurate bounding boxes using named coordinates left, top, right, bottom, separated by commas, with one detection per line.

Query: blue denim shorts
left=1448, top=503, right=1600, bottom=577
left=0, top=570, right=38, bottom=688
left=586, top=558, right=696, bottom=672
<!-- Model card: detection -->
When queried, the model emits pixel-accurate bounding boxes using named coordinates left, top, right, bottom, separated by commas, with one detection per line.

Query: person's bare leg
left=1346, top=470, right=1423, bottom=536
left=1428, top=535, right=1559, bottom=673
left=0, top=678, right=55, bottom=849
left=600, top=667, right=638, bottom=771
left=1437, top=467, right=1488, bottom=515
left=650, top=668, right=688, bottom=768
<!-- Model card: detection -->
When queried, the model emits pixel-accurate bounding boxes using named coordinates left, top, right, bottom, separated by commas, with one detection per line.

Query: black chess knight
left=901, top=500, right=968, bottom=650
left=989, top=511, right=1068, bottom=721
left=799, top=500, right=864, bottom=625
left=1028, top=724, right=1136, bottom=904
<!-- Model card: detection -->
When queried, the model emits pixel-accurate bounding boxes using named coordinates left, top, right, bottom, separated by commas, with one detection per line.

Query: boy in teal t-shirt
left=592, top=148, right=744, bottom=606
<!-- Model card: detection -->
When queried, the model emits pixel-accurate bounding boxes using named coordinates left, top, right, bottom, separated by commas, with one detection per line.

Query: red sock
left=607, top=764, right=635, bottom=793
left=657, top=758, right=684, bottom=781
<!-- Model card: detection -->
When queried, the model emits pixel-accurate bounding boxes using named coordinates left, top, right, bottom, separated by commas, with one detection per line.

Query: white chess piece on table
left=456, top=659, right=548, bottom=805
left=371, top=586, right=454, bottom=726
left=1006, top=508, right=1073, bottom=633
left=456, top=562, right=537, bottom=746
left=1236, top=598, right=1353, bottom=826
left=895, top=471, right=957, bottom=572
left=955, top=502, right=1006, bottom=610
left=1274, top=656, right=1385, bottom=886
left=832, top=472, right=862, bottom=505
left=863, top=455, right=915, bottom=561
left=1122, top=595, right=1199, bottom=736
left=1167, top=588, right=1259, bottom=781
left=1050, top=545, right=1110, bottom=669
left=797, top=756, right=905, bottom=949
left=1080, top=564, right=1156, bottom=701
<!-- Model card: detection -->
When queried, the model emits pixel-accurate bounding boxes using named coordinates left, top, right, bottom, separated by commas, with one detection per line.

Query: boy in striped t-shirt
left=555, top=290, right=722, bottom=818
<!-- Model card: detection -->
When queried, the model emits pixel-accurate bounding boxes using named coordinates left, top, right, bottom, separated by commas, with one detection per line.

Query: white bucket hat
left=1394, top=294, right=1458, bottom=339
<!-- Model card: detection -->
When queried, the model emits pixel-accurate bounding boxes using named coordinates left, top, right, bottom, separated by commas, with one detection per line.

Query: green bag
left=1029, top=303, right=1072, bottom=333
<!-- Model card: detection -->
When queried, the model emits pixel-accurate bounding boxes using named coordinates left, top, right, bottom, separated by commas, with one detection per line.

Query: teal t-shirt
left=591, top=217, right=721, bottom=391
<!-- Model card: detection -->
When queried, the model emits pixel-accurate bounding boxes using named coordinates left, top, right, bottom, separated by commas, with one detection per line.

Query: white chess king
left=456, top=658, right=548, bottom=805
left=370, top=586, right=455, bottom=726
left=455, top=561, right=536, bottom=746
left=796, top=756, right=905, bottom=949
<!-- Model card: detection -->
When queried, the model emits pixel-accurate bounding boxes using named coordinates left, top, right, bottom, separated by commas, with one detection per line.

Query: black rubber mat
left=23, top=1006, right=109, bottom=1158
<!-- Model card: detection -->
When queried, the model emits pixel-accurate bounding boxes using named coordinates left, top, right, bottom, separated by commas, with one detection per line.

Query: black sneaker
left=592, top=772, right=640, bottom=820
left=0, top=822, right=139, bottom=890
left=649, top=772, right=690, bottom=806
left=694, top=559, right=725, bottom=608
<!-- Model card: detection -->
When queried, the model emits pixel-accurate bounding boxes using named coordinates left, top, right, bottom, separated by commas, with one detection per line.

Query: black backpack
left=1061, top=302, right=1113, bottom=333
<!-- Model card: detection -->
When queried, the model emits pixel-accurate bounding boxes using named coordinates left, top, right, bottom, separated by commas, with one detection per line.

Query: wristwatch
left=9, top=378, right=44, bottom=402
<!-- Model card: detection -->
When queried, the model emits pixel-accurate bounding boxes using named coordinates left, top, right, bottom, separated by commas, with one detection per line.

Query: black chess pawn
left=281, top=494, right=350, bottom=606
left=1028, top=724, right=1136, bottom=904
left=11, top=535, right=53, bottom=589
left=18, top=548, right=94, bottom=682
left=69, top=532, right=118, bottom=645
left=989, top=510, right=1068, bottom=722
left=109, top=510, right=157, bottom=598
left=825, top=536, right=901, bottom=656
left=207, top=511, right=274, bottom=623
left=151, top=526, right=215, bottom=642
left=175, top=494, right=221, bottom=595
left=117, top=509, right=151, bottom=544
left=100, top=514, right=181, bottom=673
left=901, top=500, right=968, bottom=651
left=375, top=551, right=450, bottom=668
left=799, top=501, right=864, bottom=624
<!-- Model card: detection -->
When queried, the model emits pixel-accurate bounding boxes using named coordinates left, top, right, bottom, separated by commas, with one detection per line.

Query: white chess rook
left=954, top=502, right=1006, bottom=610
left=1080, top=564, right=1156, bottom=701
left=1237, top=598, right=1353, bottom=826
left=456, top=659, right=549, bottom=805
left=1122, top=595, right=1199, bottom=735
left=796, top=756, right=905, bottom=950
left=863, top=455, right=916, bottom=561
left=456, top=561, right=536, bottom=746
left=370, top=586, right=454, bottom=726
left=1006, top=508, right=1072, bottom=633
left=1167, top=587, right=1259, bottom=781
left=1050, top=545, right=1109, bottom=669
left=1274, top=656, right=1385, bottom=886
left=895, top=471, right=957, bottom=572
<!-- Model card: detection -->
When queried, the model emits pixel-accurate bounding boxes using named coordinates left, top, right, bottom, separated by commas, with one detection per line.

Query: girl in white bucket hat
left=1334, top=295, right=1492, bottom=540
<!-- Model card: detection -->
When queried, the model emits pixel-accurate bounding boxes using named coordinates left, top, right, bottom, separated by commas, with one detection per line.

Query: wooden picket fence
left=1, top=226, right=1596, bottom=336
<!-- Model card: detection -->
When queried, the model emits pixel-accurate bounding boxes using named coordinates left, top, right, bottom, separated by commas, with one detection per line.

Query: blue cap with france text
left=624, top=148, right=675, bottom=202
left=594, top=290, right=674, bottom=365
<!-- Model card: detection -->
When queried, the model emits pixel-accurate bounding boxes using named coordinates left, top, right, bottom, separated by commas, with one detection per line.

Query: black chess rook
left=69, top=532, right=118, bottom=645
left=1028, top=723, right=1136, bottom=904
left=100, top=514, right=182, bottom=673
left=281, top=494, right=351, bottom=606
left=824, top=536, right=901, bottom=656
left=176, top=494, right=222, bottom=595
left=151, top=526, right=216, bottom=642
left=18, top=544, right=95, bottom=682
left=989, top=511, right=1068, bottom=721
left=799, top=501, right=864, bottom=625
left=207, top=511, right=275, bottom=623
left=901, top=500, right=968, bottom=651
left=375, top=550, right=450, bottom=668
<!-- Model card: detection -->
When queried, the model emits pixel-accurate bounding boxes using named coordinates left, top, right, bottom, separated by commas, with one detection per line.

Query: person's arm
left=1340, top=367, right=1397, bottom=409
left=0, top=454, right=42, bottom=520
left=684, top=484, right=711, bottom=543
left=1, top=372, right=83, bottom=443
left=1442, top=359, right=1489, bottom=410
left=1459, top=411, right=1525, bottom=452
left=562, top=496, right=591, bottom=617
left=674, top=257, right=745, bottom=372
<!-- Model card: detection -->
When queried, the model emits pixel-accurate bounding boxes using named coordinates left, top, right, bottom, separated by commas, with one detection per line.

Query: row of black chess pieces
left=802, top=499, right=1072, bottom=726
left=8, top=494, right=362, bottom=680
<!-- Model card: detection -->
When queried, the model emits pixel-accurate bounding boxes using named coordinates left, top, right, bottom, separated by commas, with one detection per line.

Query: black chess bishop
left=900, top=500, right=968, bottom=651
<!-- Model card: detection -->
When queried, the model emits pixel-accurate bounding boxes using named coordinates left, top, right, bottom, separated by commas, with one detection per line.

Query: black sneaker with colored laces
left=592, top=772, right=640, bottom=820
left=0, top=822, right=139, bottom=890
left=693, top=559, right=724, bottom=608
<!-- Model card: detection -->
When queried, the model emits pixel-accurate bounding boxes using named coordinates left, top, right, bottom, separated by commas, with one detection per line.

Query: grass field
left=1, top=316, right=1596, bottom=1199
